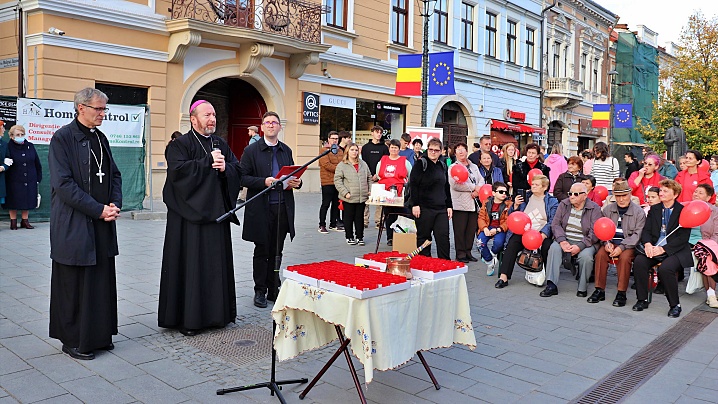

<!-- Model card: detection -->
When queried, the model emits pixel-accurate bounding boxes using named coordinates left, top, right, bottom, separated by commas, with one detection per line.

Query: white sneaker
left=346, top=238, right=358, bottom=245
left=486, top=257, right=497, bottom=276
left=708, top=295, right=718, bottom=308
left=357, top=238, right=365, bottom=246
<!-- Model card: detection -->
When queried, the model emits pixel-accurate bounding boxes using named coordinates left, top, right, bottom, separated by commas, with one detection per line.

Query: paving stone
left=366, top=367, right=434, bottom=395
left=397, top=362, right=477, bottom=392
left=0, top=369, right=68, bottom=403
left=496, top=351, right=567, bottom=376
left=674, top=395, right=714, bottom=404
left=0, top=303, right=45, bottom=324
left=500, top=364, right=554, bottom=384
left=461, top=365, right=539, bottom=395
left=1, top=334, right=59, bottom=359
left=0, top=347, right=31, bottom=376
left=520, top=390, right=567, bottom=403
left=566, top=355, right=621, bottom=380
left=415, top=351, right=474, bottom=375
left=362, top=380, right=434, bottom=404
left=109, top=339, right=167, bottom=365
left=439, top=348, right=511, bottom=372
left=77, top=351, right=146, bottom=382
left=115, top=374, right=191, bottom=403
left=416, top=384, right=482, bottom=403
left=138, top=358, right=209, bottom=389
left=61, top=375, right=135, bottom=403
left=117, top=322, right=158, bottom=339
left=675, top=347, right=716, bottom=365
left=535, top=371, right=596, bottom=400
left=462, top=380, right=522, bottom=403
left=33, top=394, right=84, bottom=404
left=0, top=397, right=19, bottom=404
left=180, top=381, right=263, bottom=403
left=27, top=353, right=95, bottom=383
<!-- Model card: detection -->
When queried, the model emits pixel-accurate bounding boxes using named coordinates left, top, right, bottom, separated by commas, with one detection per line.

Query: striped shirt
left=590, top=157, right=620, bottom=189
left=565, top=208, right=584, bottom=243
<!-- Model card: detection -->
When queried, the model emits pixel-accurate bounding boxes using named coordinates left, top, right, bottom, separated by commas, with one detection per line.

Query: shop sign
left=302, top=92, right=320, bottom=124
left=376, top=102, right=403, bottom=112
left=319, top=94, right=356, bottom=109
left=579, top=119, right=599, bottom=136
left=503, top=109, right=526, bottom=122
left=0, top=98, right=17, bottom=130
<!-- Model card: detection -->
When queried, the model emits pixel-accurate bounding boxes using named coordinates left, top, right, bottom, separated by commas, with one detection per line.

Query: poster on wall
left=16, top=98, right=145, bottom=147
left=406, top=126, right=443, bottom=147
left=0, top=97, right=17, bottom=134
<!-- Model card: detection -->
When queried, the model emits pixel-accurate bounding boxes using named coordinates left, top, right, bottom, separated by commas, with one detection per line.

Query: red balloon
left=527, top=168, right=543, bottom=184
left=679, top=200, right=712, bottom=228
left=698, top=159, right=710, bottom=173
left=594, top=217, right=617, bottom=241
left=507, top=211, right=531, bottom=235
left=478, top=184, right=493, bottom=203
left=449, top=163, right=469, bottom=183
left=522, top=229, right=543, bottom=250
left=594, top=185, right=609, bottom=202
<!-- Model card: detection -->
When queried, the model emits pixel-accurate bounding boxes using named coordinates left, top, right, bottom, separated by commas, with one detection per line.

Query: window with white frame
left=552, top=41, right=561, bottom=77
left=460, top=2, right=474, bottom=51
left=325, top=0, right=347, bottom=29
left=507, top=20, right=517, bottom=63
left=391, top=0, right=409, bottom=46
left=434, top=0, right=448, bottom=44
left=593, top=57, right=599, bottom=92
left=580, top=53, right=587, bottom=86
left=486, top=12, right=497, bottom=57
left=563, top=46, right=569, bottom=76
left=525, top=28, right=535, bottom=68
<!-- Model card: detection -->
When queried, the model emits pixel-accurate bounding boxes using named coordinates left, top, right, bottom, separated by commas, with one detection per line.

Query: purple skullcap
left=189, top=99, right=209, bottom=114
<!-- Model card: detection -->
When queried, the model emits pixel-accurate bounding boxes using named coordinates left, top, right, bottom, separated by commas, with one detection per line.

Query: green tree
left=638, top=13, right=718, bottom=157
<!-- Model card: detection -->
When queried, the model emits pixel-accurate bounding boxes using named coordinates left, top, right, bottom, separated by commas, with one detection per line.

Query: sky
left=596, top=0, right=718, bottom=46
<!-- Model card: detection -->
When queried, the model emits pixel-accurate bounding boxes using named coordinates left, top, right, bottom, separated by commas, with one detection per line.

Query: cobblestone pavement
left=1, top=192, right=717, bottom=403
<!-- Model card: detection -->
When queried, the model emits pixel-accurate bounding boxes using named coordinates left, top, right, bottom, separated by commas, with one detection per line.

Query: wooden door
left=228, top=80, right=267, bottom=160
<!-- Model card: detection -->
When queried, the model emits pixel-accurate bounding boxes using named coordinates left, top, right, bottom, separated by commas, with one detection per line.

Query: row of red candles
left=286, top=260, right=408, bottom=290
left=362, top=252, right=465, bottom=272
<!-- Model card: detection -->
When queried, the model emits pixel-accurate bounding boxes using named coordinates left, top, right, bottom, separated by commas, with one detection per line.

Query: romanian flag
left=395, top=54, right=422, bottom=96
left=592, top=104, right=610, bottom=128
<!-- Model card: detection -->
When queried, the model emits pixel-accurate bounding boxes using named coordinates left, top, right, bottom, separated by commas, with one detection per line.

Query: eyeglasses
left=329, top=137, right=339, bottom=140
left=427, top=148, right=441, bottom=153
left=496, top=190, right=508, bottom=195
left=568, top=192, right=586, bottom=197
left=82, top=104, right=109, bottom=112
left=263, top=121, right=280, bottom=126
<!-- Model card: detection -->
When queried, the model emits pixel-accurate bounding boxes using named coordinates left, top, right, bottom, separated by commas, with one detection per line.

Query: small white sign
left=0, top=58, right=19, bottom=69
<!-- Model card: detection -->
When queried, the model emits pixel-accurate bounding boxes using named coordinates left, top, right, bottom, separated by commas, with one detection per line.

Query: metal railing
left=170, top=0, right=328, bottom=43
left=545, top=77, right=583, bottom=93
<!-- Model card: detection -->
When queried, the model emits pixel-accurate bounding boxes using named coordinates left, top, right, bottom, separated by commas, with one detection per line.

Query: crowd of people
left=317, top=132, right=718, bottom=320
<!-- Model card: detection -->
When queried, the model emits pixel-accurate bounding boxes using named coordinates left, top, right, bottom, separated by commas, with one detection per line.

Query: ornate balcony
left=544, top=77, right=584, bottom=109
left=167, top=0, right=331, bottom=77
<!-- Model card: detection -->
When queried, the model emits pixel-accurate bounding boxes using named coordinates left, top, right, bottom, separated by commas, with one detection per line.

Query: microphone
left=331, top=143, right=338, bottom=155
left=212, top=138, right=221, bottom=176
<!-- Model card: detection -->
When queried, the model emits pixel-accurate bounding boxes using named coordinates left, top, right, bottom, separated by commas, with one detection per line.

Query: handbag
left=635, top=243, right=667, bottom=262
left=525, top=268, right=546, bottom=286
left=686, top=267, right=704, bottom=294
left=517, top=248, right=543, bottom=272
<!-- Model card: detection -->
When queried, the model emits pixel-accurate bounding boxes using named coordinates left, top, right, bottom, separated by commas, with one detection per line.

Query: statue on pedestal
left=664, top=117, right=687, bottom=163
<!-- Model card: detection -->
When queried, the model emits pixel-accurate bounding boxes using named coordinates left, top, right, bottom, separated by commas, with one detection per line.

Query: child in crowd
left=477, top=182, right=510, bottom=276
left=643, top=186, right=660, bottom=215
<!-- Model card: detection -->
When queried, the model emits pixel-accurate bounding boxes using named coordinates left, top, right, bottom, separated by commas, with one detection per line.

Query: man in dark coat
left=158, top=100, right=242, bottom=336
left=48, top=88, right=122, bottom=360
left=240, top=111, right=302, bottom=308
left=512, top=143, right=550, bottom=194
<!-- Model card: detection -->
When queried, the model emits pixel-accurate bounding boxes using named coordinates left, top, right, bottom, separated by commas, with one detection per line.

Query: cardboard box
left=393, top=232, right=417, bottom=254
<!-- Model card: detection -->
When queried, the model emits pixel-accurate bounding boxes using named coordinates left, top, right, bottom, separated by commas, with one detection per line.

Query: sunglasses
left=495, top=190, right=508, bottom=195
left=568, top=192, right=586, bottom=197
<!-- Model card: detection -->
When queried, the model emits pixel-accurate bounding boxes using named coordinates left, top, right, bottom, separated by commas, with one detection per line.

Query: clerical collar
left=191, top=128, right=211, bottom=139
left=264, top=137, right=279, bottom=147
left=76, top=119, right=97, bottom=136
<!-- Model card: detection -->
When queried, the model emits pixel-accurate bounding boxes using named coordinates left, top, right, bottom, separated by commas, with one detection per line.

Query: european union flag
left=428, top=52, right=455, bottom=95
left=614, top=104, right=633, bottom=128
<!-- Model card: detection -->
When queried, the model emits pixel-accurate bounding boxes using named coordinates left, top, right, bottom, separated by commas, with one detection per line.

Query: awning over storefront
left=490, top=119, right=546, bottom=135
left=490, top=130, right=518, bottom=146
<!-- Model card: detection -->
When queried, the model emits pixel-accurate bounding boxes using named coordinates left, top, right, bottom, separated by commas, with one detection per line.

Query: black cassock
left=158, top=131, right=241, bottom=331
left=49, top=124, right=119, bottom=352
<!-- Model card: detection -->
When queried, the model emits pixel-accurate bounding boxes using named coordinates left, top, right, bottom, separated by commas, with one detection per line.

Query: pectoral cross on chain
left=96, top=171, right=105, bottom=183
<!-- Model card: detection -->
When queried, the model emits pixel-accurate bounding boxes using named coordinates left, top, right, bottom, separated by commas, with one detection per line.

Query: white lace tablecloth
left=271, top=275, right=476, bottom=383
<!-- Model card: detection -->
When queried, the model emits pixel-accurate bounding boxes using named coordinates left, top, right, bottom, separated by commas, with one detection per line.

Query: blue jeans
left=476, top=227, right=506, bottom=262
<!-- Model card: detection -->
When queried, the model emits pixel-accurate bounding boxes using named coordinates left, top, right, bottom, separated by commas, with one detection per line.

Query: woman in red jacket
left=674, top=150, right=714, bottom=203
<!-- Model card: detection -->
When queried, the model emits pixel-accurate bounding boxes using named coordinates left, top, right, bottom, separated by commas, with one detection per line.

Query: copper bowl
left=385, top=257, right=412, bottom=279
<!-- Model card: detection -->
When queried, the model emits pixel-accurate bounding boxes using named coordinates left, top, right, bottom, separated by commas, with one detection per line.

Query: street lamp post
left=417, top=0, right=437, bottom=127
left=607, top=69, right=618, bottom=152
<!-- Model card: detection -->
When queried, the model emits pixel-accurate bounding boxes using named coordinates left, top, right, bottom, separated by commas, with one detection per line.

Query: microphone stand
left=215, top=144, right=338, bottom=402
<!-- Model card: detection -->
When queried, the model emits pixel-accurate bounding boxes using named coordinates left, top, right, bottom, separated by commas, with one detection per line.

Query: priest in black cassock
left=49, top=88, right=122, bottom=360
left=158, top=100, right=242, bottom=336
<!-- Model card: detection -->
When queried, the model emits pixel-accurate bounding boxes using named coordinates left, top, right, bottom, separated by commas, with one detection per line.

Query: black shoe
left=631, top=282, right=636, bottom=290
left=387, top=240, right=393, bottom=246
left=179, top=328, right=199, bottom=336
left=587, top=288, right=605, bottom=303
left=577, top=290, right=588, bottom=298
left=654, top=283, right=665, bottom=295
left=457, top=257, right=470, bottom=263
left=495, top=279, right=508, bottom=289
left=254, top=291, right=268, bottom=308
left=612, top=292, right=627, bottom=307
left=62, top=345, right=94, bottom=360
left=101, top=343, right=115, bottom=351
left=267, top=288, right=279, bottom=302
left=668, top=305, right=682, bottom=318
left=540, top=283, right=558, bottom=297
left=466, top=255, right=478, bottom=262
left=632, top=300, right=650, bottom=311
